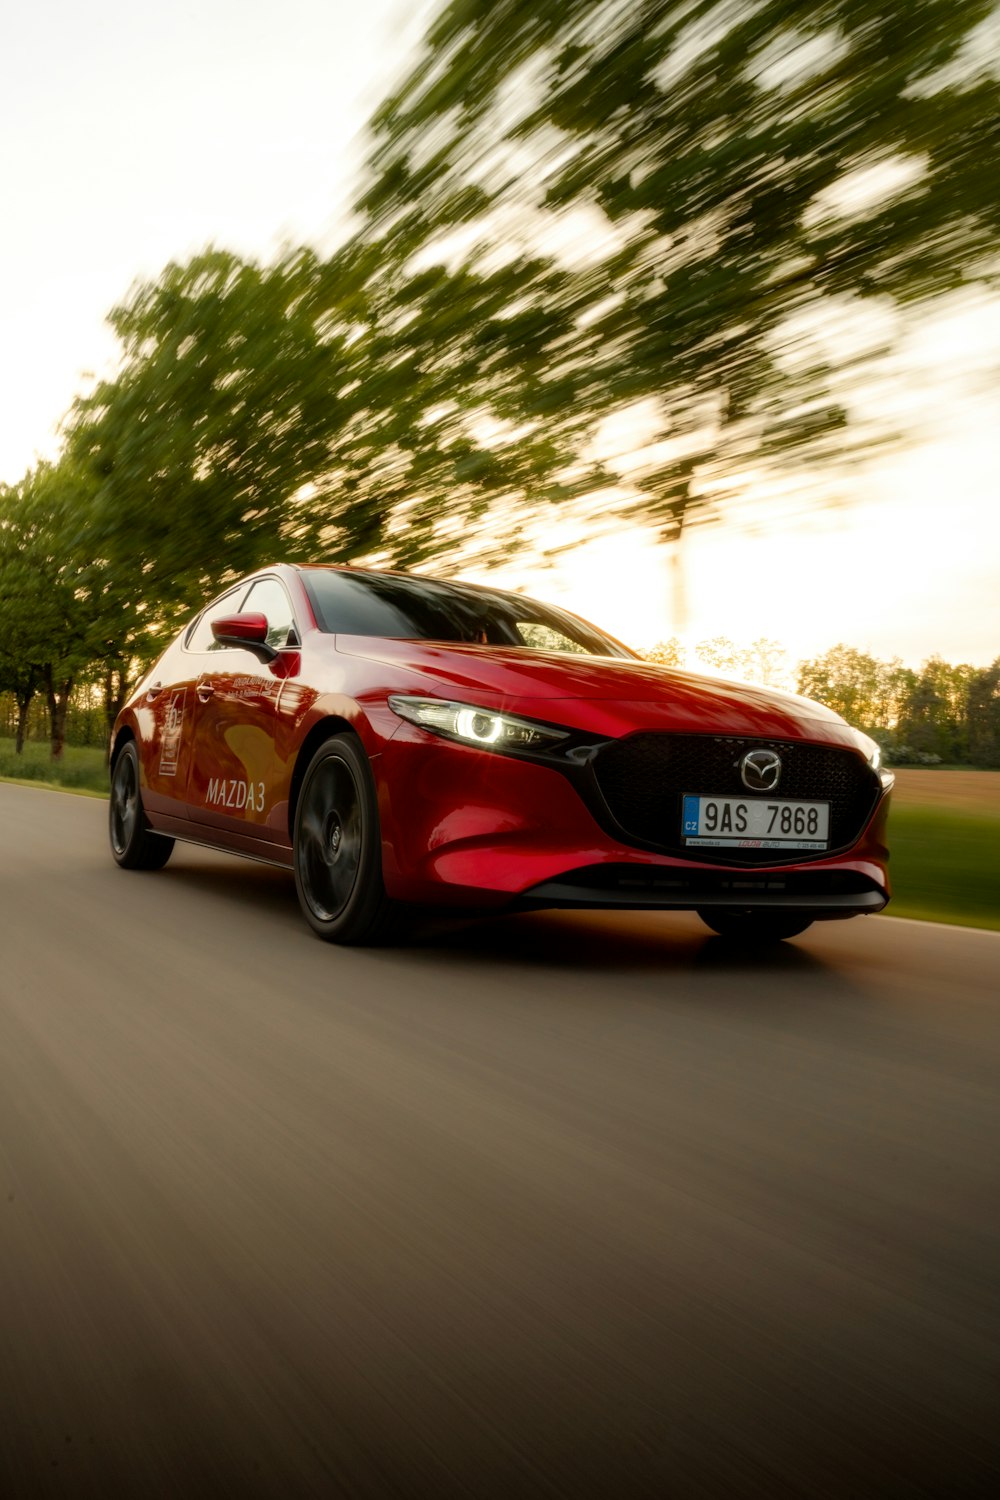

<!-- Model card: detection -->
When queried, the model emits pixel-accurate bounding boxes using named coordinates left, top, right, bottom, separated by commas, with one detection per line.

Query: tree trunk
left=666, top=499, right=690, bottom=637
left=669, top=532, right=689, bottom=637
left=44, top=669, right=74, bottom=761
left=15, top=689, right=33, bottom=753
left=660, top=465, right=697, bottom=637
left=103, top=665, right=131, bottom=759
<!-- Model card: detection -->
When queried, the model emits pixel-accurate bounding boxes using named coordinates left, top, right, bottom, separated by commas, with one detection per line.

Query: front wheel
left=109, top=741, right=174, bottom=870
left=293, top=734, right=396, bottom=945
left=697, top=909, right=813, bottom=943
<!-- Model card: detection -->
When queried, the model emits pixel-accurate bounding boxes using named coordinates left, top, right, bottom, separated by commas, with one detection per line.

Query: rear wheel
left=697, top=909, right=813, bottom=943
left=293, top=734, right=396, bottom=945
left=109, top=742, right=174, bottom=870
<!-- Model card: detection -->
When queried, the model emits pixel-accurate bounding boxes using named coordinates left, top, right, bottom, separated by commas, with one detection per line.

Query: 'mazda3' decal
left=207, top=777, right=266, bottom=812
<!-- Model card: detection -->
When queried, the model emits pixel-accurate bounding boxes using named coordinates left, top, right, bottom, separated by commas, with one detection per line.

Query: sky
left=2, top=0, right=998, bottom=670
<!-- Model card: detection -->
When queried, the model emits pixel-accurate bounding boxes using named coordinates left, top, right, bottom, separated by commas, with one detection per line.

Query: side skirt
left=146, top=812, right=294, bottom=870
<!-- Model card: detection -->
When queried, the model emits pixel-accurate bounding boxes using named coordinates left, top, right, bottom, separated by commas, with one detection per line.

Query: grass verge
left=884, top=803, right=1000, bottom=931
left=0, top=739, right=109, bottom=795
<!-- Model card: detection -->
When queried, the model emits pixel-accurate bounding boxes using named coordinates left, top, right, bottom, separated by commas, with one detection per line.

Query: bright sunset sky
left=3, top=0, right=998, bottom=669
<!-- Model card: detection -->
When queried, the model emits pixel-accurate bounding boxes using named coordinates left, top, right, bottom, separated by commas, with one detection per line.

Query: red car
left=109, top=564, right=892, bottom=944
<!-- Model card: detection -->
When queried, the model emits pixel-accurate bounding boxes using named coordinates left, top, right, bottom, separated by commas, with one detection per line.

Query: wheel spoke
left=111, top=756, right=138, bottom=854
left=297, top=752, right=363, bottom=922
left=298, top=803, right=326, bottom=852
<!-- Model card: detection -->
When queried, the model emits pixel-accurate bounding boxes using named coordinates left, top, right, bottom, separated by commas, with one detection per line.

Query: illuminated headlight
left=854, top=732, right=893, bottom=786
left=856, top=733, right=881, bottom=771
left=389, top=696, right=569, bottom=751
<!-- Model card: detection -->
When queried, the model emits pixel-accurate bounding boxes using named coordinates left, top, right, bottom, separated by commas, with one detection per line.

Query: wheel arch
left=287, top=715, right=363, bottom=842
left=108, top=722, right=136, bottom=776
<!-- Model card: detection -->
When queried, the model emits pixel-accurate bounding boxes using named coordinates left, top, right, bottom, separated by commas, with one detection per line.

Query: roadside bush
left=0, top=739, right=109, bottom=793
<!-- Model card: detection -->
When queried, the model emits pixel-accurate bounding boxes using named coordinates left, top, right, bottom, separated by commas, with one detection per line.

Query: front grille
left=591, top=732, right=880, bottom=865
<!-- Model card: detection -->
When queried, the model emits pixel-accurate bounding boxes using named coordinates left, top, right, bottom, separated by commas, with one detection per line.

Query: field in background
left=890, top=769, right=1000, bottom=813
left=1, top=748, right=997, bottom=931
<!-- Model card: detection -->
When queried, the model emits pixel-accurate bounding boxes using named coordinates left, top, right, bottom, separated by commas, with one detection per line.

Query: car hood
left=333, top=636, right=851, bottom=741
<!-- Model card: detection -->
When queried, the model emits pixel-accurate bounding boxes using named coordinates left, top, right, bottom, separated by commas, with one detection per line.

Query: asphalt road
left=1, top=784, right=998, bottom=1498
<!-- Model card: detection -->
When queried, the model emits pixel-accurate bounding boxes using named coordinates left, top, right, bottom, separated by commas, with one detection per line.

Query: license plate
left=682, top=795, right=830, bottom=850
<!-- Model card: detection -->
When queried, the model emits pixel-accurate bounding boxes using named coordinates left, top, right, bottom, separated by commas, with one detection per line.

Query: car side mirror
left=211, top=612, right=278, bottom=663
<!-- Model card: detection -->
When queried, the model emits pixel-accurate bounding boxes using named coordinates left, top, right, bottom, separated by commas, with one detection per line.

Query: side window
left=516, top=621, right=589, bottom=656
left=241, top=577, right=296, bottom=650
left=185, top=588, right=246, bottom=653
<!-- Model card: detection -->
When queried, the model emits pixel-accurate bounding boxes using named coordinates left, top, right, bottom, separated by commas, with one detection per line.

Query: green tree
left=695, top=636, right=789, bottom=685
left=357, top=0, right=1000, bottom=617
left=897, top=656, right=975, bottom=761
left=0, top=468, right=94, bottom=760
left=644, top=637, right=687, bottom=668
left=797, top=644, right=890, bottom=729
left=68, top=241, right=594, bottom=605
left=0, top=488, right=43, bottom=753
left=966, top=660, right=1000, bottom=768
left=68, top=248, right=353, bottom=607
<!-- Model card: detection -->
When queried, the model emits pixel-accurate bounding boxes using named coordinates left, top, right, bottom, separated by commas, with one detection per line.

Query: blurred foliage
left=359, top=0, right=1000, bottom=562
left=67, top=242, right=595, bottom=603
left=58, top=0, right=1000, bottom=609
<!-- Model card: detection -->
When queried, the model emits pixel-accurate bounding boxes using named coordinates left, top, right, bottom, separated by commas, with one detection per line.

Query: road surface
left=1, top=783, right=998, bottom=1496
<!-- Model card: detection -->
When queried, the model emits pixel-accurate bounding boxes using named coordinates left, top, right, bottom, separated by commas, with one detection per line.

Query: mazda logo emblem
left=740, top=748, right=782, bottom=791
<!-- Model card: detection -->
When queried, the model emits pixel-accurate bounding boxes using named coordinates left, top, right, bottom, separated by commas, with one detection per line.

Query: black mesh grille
left=592, top=733, right=880, bottom=864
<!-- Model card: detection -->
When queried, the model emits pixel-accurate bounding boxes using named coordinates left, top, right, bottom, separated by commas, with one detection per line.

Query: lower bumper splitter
left=518, top=864, right=887, bottom=916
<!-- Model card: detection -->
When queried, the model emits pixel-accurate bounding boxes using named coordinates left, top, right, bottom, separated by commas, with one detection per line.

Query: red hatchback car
left=109, top=564, right=892, bottom=944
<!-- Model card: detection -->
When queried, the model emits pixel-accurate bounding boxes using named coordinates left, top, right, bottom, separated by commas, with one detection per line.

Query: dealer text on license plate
left=682, top=795, right=830, bottom=850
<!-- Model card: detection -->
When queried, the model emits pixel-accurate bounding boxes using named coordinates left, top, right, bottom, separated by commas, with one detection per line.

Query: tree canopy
left=359, top=0, right=1000, bottom=559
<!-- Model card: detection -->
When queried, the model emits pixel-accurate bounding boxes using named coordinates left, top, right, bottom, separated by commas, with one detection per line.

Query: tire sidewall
left=109, top=741, right=141, bottom=864
left=697, top=908, right=814, bottom=942
left=293, top=735, right=386, bottom=942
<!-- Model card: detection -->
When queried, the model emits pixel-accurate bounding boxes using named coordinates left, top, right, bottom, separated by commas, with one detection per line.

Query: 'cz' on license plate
left=682, top=795, right=830, bottom=850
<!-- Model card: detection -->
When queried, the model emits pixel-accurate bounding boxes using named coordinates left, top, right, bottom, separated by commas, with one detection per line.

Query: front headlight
left=855, top=733, right=881, bottom=771
left=389, top=696, right=569, bottom=752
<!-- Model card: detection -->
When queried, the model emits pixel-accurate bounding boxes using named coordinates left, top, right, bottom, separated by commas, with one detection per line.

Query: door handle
left=147, top=681, right=163, bottom=701
left=196, top=682, right=215, bottom=703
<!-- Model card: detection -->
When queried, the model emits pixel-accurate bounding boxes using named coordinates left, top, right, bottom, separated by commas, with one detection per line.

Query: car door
left=185, top=576, right=298, bottom=846
left=135, top=620, right=214, bottom=821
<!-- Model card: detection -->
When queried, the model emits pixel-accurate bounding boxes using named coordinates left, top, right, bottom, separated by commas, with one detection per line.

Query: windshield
left=301, top=569, right=635, bottom=659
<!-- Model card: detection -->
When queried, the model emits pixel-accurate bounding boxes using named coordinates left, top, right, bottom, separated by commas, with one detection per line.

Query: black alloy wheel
left=109, top=741, right=174, bottom=870
left=293, top=734, right=396, bottom=944
left=697, top=909, right=814, bottom=943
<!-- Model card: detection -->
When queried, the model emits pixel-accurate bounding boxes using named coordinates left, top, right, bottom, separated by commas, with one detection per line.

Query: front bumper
left=376, top=726, right=891, bottom=915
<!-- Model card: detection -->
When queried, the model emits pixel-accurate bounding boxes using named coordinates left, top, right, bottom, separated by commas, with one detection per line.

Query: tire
left=109, top=741, right=174, bottom=871
left=293, top=733, right=396, bottom=945
left=697, top=909, right=813, bottom=943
